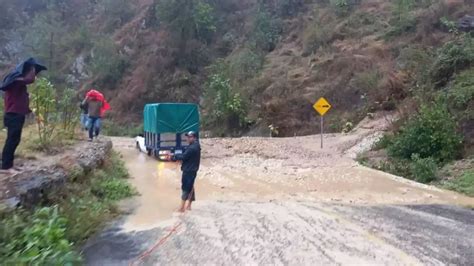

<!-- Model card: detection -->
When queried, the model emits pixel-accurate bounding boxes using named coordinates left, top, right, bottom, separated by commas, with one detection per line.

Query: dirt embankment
left=0, top=139, right=112, bottom=210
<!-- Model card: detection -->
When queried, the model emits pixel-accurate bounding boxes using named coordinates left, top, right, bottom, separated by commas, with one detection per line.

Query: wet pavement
left=83, top=126, right=474, bottom=265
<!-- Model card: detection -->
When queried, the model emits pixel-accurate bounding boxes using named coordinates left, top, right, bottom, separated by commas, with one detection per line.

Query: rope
left=128, top=187, right=195, bottom=266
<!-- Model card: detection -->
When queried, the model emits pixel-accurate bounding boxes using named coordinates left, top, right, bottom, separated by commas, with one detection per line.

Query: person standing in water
left=172, top=131, right=201, bottom=212
left=0, top=58, right=46, bottom=174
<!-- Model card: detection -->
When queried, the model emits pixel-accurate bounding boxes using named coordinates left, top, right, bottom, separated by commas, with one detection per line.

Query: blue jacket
left=1, top=57, right=47, bottom=91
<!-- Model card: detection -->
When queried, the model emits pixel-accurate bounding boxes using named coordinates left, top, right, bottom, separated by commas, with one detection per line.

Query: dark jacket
left=174, top=141, right=201, bottom=172
left=1, top=57, right=47, bottom=91
left=80, top=101, right=89, bottom=115
left=4, top=79, right=33, bottom=114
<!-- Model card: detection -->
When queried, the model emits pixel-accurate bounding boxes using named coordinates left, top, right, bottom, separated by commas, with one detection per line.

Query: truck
left=136, top=103, right=200, bottom=161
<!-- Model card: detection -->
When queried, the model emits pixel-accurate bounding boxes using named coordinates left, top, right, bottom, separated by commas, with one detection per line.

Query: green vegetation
left=156, top=0, right=217, bottom=44
left=409, top=154, right=438, bottom=183
left=388, top=104, right=462, bottom=163
left=1, top=207, right=81, bottom=265
left=441, top=171, right=474, bottom=197
left=203, top=73, right=249, bottom=135
left=0, top=152, right=134, bottom=263
left=30, top=78, right=58, bottom=148
left=30, top=78, right=80, bottom=151
left=252, top=9, right=282, bottom=52
left=430, top=36, right=474, bottom=87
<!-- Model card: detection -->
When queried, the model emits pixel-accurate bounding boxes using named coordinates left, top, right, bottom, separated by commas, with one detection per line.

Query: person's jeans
left=2, top=113, right=25, bottom=169
left=80, top=113, right=88, bottom=130
left=87, top=116, right=101, bottom=139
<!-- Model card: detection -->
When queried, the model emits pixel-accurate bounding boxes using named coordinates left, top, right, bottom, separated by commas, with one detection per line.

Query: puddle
left=113, top=138, right=474, bottom=233
left=116, top=146, right=217, bottom=232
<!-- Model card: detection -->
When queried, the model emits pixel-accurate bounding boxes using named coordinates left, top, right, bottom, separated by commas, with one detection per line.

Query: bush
left=1, top=207, right=81, bottom=265
left=388, top=104, right=463, bottom=163
left=384, top=0, right=417, bottom=38
left=93, top=176, right=135, bottom=201
left=410, top=154, right=438, bottom=183
left=252, top=9, right=282, bottom=52
left=156, top=0, right=217, bottom=43
left=446, top=68, right=474, bottom=109
left=57, top=88, right=80, bottom=139
left=229, top=48, right=264, bottom=84
left=203, top=73, right=248, bottom=133
left=430, top=35, right=474, bottom=87
left=193, top=0, right=217, bottom=42
left=30, top=78, right=57, bottom=148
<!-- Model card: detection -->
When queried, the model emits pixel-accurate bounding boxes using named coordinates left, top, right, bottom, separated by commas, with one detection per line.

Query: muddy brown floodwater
left=85, top=115, right=474, bottom=265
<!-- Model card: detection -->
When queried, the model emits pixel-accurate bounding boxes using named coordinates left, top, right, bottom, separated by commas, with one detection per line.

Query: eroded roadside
left=84, top=115, right=474, bottom=265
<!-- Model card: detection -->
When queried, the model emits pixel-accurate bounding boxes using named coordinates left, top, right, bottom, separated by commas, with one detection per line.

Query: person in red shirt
left=1, top=59, right=44, bottom=174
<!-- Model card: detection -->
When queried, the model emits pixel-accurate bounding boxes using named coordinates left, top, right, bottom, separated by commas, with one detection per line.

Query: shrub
left=410, top=154, right=438, bottom=183
left=203, top=73, right=248, bottom=132
left=430, top=35, right=474, bottom=87
left=229, top=48, right=264, bottom=84
left=156, top=0, right=217, bottom=43
left=252, top=9, right=282, bottom=52
left=384, top=0, right=417, bottom=38
left=193, top=0, right=217, bottom=42
left=388, top=104, right=463, bottom=163
left=1, top=207, right=81, bottom=265
left=397, top=46, right=433, bottom=82
left=57, top=88, right=80, bottom=139
left=30, top=78, right=57, bottom=148
left=446, top=68, right=474, bottom=109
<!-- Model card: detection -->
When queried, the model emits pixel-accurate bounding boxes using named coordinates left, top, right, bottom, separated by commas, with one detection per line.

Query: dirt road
left=83, top=115, right=474, bottom=265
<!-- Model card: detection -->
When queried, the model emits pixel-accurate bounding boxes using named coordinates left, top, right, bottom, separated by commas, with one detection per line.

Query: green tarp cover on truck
left=144, top=103, right=200, bottom=134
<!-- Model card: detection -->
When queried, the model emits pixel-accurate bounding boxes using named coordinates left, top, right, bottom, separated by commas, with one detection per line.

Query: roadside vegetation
left=357, top=9, right=473, bottom=194
left=0, top=152, right=135, bottom=264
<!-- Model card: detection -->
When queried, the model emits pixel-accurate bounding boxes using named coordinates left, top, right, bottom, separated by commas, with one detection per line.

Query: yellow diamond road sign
left=313, top=97, right=332, bottom=116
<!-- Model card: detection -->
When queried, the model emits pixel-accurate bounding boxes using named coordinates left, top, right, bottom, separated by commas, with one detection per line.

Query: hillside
left=0, top=0, right=472, bottom=139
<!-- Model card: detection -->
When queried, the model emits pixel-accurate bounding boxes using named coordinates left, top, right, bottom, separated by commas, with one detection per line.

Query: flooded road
left=84, top=118, right=474, bottom=265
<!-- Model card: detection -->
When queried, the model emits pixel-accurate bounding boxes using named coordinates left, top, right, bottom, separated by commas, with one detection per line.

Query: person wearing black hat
left=172, top=131, right=201, bottom=212
left=0, top=58, right=47, bottom=173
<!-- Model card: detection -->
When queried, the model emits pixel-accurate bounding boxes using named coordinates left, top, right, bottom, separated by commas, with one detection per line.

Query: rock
left=0, top=139, right=113, bottom=211
left=457, top=15, right=474, bottom=32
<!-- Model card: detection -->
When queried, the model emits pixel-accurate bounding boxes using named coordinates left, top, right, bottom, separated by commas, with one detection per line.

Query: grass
left=440, top=170, right=474, bottom=197
left=0, top=151, right=135, bottom=264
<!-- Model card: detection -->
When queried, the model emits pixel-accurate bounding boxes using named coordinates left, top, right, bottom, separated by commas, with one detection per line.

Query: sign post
left=313, top=97, right=332, bottom=149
